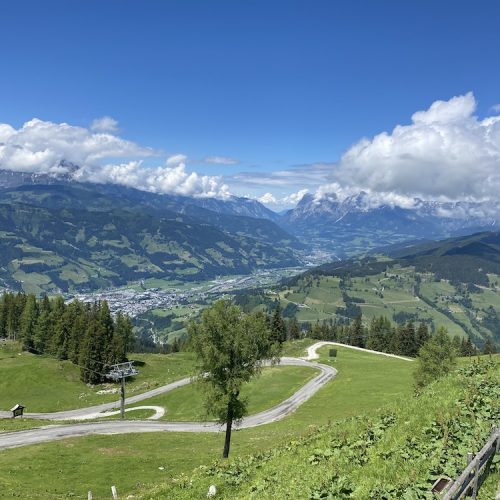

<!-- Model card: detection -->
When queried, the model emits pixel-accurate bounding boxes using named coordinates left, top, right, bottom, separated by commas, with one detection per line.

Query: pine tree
left=399, top=321, right=417, bottom=357
left=460, top=336, right=478, bottom=357
left=349, top=315, right=364, bottom=347
left=113, top=311, right=134, bottom=362
left=367, top=316, right=390, bottom=352
left=482, top=338, right=496, bottom=355
left=415, top=322, right=430, bottom=352
left=287, top=317, right=301, bottom=340
left=19, top=294, right=38, bottom=350
left=67, top=300, right=86, bottom=363
left=99, top=301, right=118, bottom=365
left=451, top=335, right=462, bottom=356
left=5, top=293, right=19, bottom=339
left=387, top=326, right=400, bottom=354
left=171, top=337, right=180, bottom=353
left=33, top=306, right=52, bottom=353
left=0, top=294, right=7, bottom=338
left=79, top=304, right=107, bottom=384
left=48, top=296, right=66, bottom=357
left=271, top=303, right=287, bottom=344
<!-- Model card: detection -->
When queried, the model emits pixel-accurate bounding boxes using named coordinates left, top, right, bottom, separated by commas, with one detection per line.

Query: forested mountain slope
left=0, top=201, right=298, bottom=294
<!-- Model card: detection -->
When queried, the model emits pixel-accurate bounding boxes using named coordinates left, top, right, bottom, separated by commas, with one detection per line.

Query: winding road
left=0, top=342, right=412, bottom=450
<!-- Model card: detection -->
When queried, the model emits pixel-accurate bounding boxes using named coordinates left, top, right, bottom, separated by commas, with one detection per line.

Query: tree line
left=269, top=303, right=495, bottom=358
left=0, top=292, right=134, bottom=384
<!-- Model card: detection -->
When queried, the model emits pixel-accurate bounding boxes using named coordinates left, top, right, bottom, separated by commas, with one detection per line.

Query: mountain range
left=280, top=192, right=498, bottom=257
left=0, top=170, right=302, bottom=294
left=0, top=165, right=499, bottom=294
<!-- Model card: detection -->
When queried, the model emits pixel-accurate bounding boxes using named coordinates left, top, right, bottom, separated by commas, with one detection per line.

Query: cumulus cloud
left=252, top=189, right=309, bottom=207
left=204, top=155, right=239, bottom=165
left=257, top=192, right=277, bottom=204
left=491, top=103, right=500, bottom=113
left=329, top=92, right=500, bottom=204
left=81, top=159, right=231, bottom=199
left=0, top=118, right=152, bottom=175
left=283, top=189, right=309, bottom=205
left=0, top=118, right=230, bottom=198
left=90, top=116, right=119, bottom=133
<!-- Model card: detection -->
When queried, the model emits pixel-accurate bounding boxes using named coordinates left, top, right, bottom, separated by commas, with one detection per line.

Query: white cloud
left=232, top=163, right=332, bottom=188
left=491, top=103, right=500, bottom=113
left=0, top=118, right=230, bottom=199
left=90, top=116, right=119, bottom=134
left=329, top=92, right=500, bottom=203
left=79, top=160, right=231, bottom=199
left=166, top=153, right=188, bottom=165
left=257, top=192, right=277, bottom=204
left=0, top=118, right=152, bottom=175
left=283, top=189, right=309, bottom=205
left=204, top=156, right=239, bottom=165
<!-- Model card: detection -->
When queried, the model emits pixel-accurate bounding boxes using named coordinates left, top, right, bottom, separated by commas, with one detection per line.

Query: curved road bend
left=0, top=342, right=412, bottom=450
left=0, top=357, right=335, bottom=450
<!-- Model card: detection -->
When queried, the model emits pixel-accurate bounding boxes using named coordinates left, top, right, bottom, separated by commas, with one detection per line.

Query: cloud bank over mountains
left=0, top=92, right=499, bottom=206
left=322, top=92, right=500, bottom=206
left=0, top=118, right=230, bottom=198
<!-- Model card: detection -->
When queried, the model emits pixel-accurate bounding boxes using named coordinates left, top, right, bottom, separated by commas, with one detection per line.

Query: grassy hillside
left=0, top=343, right=414, bottom=498
left=0, top=341, right=196, bottom=412
left=140, top=356, right=500, bottom=499
left=262, top=233, right=500, bottom=348
left=0, top=184, right=301, bottom=294
left=140, top=365, right=318, bottom=421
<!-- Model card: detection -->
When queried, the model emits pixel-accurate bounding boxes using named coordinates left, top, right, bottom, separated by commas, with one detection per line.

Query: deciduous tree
left=189, top=300, right=279, bottom=458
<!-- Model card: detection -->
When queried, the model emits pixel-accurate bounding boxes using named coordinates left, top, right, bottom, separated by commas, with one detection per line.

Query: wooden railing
left=442, top=427, right=499, bottom=499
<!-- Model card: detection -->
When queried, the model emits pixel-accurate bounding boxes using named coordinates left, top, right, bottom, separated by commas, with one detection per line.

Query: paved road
left=0, top=356, right=336, bottom=450
left=0, top=343, right=412, bottom=450
left=303, top=341, right=414, bottom=362
left=0, top=375, right=195, bottom=421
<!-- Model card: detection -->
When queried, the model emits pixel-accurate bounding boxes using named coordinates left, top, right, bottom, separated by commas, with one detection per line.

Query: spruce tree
left=399, top=321, right=417, bottom=357
left=67, top=300, right=86, bottom=363
left=461, top=336, right=478, bottom=357
left=113, top=311, right=134, bottom=362
left=48, top=296, right=66, bottom=357
left=79, top=304, right=107, bottom=384
left=287, top=317, right=301, bottom=340
left=387, top=326, right=400, bottom=354
left=19, top=294, right=38, bottom=350
left=271, top=303, right=287, bottom=344
left=367, top=316, right=390, bottom=352
left=349, top=315, right=364, bottom=347
left=33, top=306, right=52, bottom=353
left=415, top=322, right=430, bottom=352
left=482, top=338, right=496, bottom=355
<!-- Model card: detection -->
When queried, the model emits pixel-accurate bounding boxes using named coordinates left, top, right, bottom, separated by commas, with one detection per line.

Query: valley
left=2, top=6, right=500, bottom=499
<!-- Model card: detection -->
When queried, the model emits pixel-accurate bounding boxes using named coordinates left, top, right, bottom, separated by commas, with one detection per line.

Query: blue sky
left=1, top=1, right=500, bottom=208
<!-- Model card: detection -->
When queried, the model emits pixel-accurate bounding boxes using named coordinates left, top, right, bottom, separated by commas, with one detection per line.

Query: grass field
left=278, top=269, right=500, bottom=344
left=0, top=342, right=196, bottom=412
left=140, top=365, right=318, bottom=421
left=139, top=356, right=499, bottom=499
left=0, top=343, right=415, bottom=498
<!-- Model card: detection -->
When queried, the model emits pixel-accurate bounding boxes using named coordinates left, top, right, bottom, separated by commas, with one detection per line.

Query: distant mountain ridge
left=1, top=166, right=499, bottom=265
left=0, top=169, right=302, bottom=294
left=281, top=192, right=498, bottom=256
